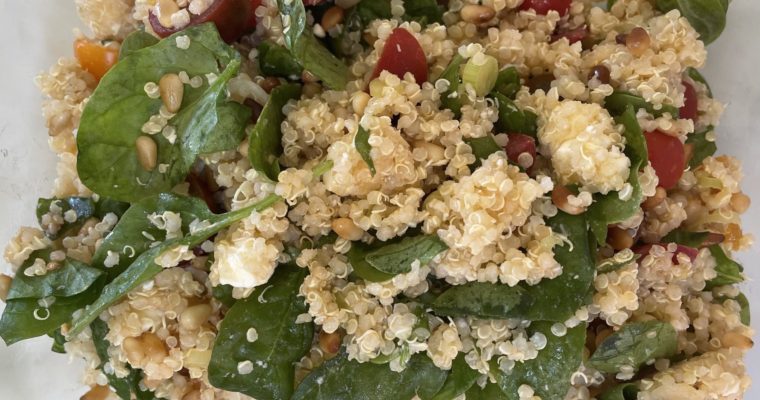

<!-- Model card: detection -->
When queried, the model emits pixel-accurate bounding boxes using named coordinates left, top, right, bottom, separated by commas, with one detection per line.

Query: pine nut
left=730, top=192, right=751, bottom=214
left=123, top=336, right=145, bottom=365
left=259, top=76, right=281, bottom=93
left=80, top=385, right=112, bottom=400
left=159, top=73, right=184, bottom=113
left=0, top=274, right=11, bottom=302
left=302, top=82, right=322, bottom=97
left=301, top=70, right=318, bottom=83
left=321, top=6, right=345, bottom=32
left=626, top=27, right=650, bottom=57
left=352, top=91, right=371, bottom=115
left=551, top=186, right=585, bottom=215
left=183, top=348, right=212, bottom=369
left=722, top=331, right=753, bottom=350
left=460, top=5, right=496, bottom=24
left=142, top=332, right=168, bottom=362
left=179, top=304, right=213, bottom=330
left=182, top=392, right=201, bottom=400
left=332, top=217, right=364, bottom=241
left=319, top=330, right=342, bottom=354
left=135, top=136, right=158, bottom=171
left=642, top=186, right=667, bottom=210
left=607, top=227, right=634, bottom=250
left=156, top=0, right=181, bottom=28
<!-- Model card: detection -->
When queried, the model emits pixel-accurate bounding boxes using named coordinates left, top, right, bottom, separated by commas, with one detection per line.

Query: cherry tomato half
left=644, top=130, right=685, bottom=190
left=680, top=80, right=698, bottom=121
left=149, top=0, right=260, bottom=43
left=371, top=28, right=428, bottom=84
left=505, top=134, right=537, bottom=167
left=519, top=0, right=572, bottom=17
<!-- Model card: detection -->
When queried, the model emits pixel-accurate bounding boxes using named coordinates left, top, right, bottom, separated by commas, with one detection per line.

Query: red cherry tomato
left=551, top=26, right=588, bottom=44
left=505, top=134, right=537, bottom=167
left=644, top=130, right=685, bottom=190
left=680, top=80, right=698, bottom=120
left=634, top=244, right=698, bottom=264
left=371, top=28, right=428, bottom=84
left=519, top=0, right=572, bottom=16
left=149, top=0, right=259, bottom=43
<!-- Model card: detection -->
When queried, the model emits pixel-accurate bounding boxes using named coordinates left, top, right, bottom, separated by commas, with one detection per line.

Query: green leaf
left=36, top=197, right=95, bottom=239
left=493, top=93, right=538, bottom=136
left=50, top=328, right=67, bottom=354
left=365, top=234, right=447, bottom=275
left=432, top=282, right=525, bottom=319
left=439, top=54, right=464, bottom=117
left=465, top=135, right=503, bottom=169
left=493, top=67, right=521, bottom=99
left=212, top=284, right=237, bottom=308
left=604, top=91, right=679, bottom=118
left=119, top=30, right=159, bottom=60
left=661, top=229, right=710, bottom=247
left=465, top=382, right=509, bottom=399
left=355, top=126, right=376, bottom=176
left=347, top=243, right=395, bottom=282
left=7, top=259, right=102, bottom=300
left=686, top=126, right=717, bottom=168
left=248, top=83, right=302, bottom=181
left=588, top=321, right=677, bottom=373
left=497, top=322, right=586, bottom=400
left=94, top=198, right=131, bottom=219
left=292, top=33, right=349, bottom=90
left=77, top=24, right=250, bottom=202
left=68, top=193, right=282, bottom=336
left=431, top=354, right=480, bottom=400
left=598, top=383, right=640, bottom=400
left=258, top=41, right=303, bottom=78
left=208, top=264, right=312, bottom=400
left=356, top=0, right=393, bottom=23
left=278, top=0, right=307, bottom=50
left=655, top=0, right=727, bottom=44
left=587, top=105, right=647, bottom=243
left=292, top=353, right=448, bottom=400
left=736, top=293, right=751, bottom=326
left=705, top=245, right=744, bottom=289
left=686, top=67, right=712, bottom=97
left=403, top=0, right=444, bottom=24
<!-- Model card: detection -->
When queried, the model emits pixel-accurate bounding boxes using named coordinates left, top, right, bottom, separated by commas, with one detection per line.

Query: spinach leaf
left=661, top=229, right=710, bottom=247
left=604, top=91, right=679, bottom=118
left=278, top=0, right=307, bottom=50
left=212, top=284, right=237, bottom=308
left=588, top=321, right=677, bottom=373
left=355, top=0, right=393, bottom=23
left=431, top=354, right=481, bottom=400
left=7, top=259, right=102, bottom=300
left=292, top=352, right=448, bottom=400
left=68, top=193, right=282, bottom=336
left=208, top=264, right=312, bottom=400
left=77, top=24, right=251, bottom=202
left=439, top=54, right=464, bottom=117
left=497, top=322, right=586, bottom=400
left=705, top=245, right=744, bottom=289
left=736, top=293, right=751, bottom=326
left=655, top=0, right=727, bottom=45
left=348, top=244, right=396, bottom=283
left=119, top=30, right=159, bottom=60
left=94, top=198, right=132, bottom=219
left=598, top=383, right=640, bottom=400
left=50, top=328, right=67, bottom=354
left=493, top=67, right=521, bottom=99
left=36, top=197, right=95, bottom=239
left=355, top=126, right=376, bottom=176
left=686, top=67, right=712, bottom=97
left=365, top=234, right=447, bottom=275
left=403, top=0, right=444, bottom=24
left=465, top=382, right=509, bottom=399
left=91, top=319, right=156, bottom=400
left=686, top=126, right=717, bottom=168
left=493, top=93, right=538, bottom=136
left=258, top=41, right=303, bottom=78
left=432, top=282, right=525, bottom=319
left=249, top=83, right=302, bottom=181
left=586, top=105, right=647, bottom=243
left=466, top=135, right=503, bottom=169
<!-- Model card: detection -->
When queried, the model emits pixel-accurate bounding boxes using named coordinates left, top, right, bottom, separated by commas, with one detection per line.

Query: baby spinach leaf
left=50, top=328, right=67, bottom=353
left=735, top=293, right=751, bottom=326
left=258, top=41, right=303, bottom=78
left=94, top=198, right=132, bottom=219
left=465, top=382, right=509, bottom=399
left=686, top=67, right=712, bottom=97
left=355, top=126, right=376, bottom=176
left=466, top=135, right=503, bottom=169
left=497, top=321, right=586, bottom=400
left=365, top=234, right=447, bottom=275
left=598, top=383, right=640, bottom=400
left=431, top=354, right=481, bottom=400
left=119, top=30, right=159, bottom=60
left=212, top=284, right=237, bottom=308
left=655, top=0, right=727, bottom=45
left=91, top=319, right=156, bottom=400
left=432, top=282, right=525, bottom=319
left=604, top=91, right=679, bottom=118
left=686, top=126, right=717, bottom=168
left=77, top=24, right=251, bottom=202
left=493, top=93, right=538, bottom=136
left=278, top=0, right=307, bottom=51
left=403, top=0, right=444, bottom=24
left=588, top=321, right=677, bottom=373
left=493, top=67, right=521, bottom=99
left=348, top=244, right=396, bottom=282
left=208, top=264, right=312, bottom=400
left=439, top=54, right=464, bottom=117
left=68, top=193, right=282, bottom=336
left=661, top=229, right=711, bottom=247
left=355, top=0, right=393, bottom=23
left=587, top=105, right=647, bottom=243
left=7, top=259, right=102, bottom=300
left=36, top=197, right=95, bottom=239
left=705, top=245, right=744, bottom=289
left=249, top=83, right=302, bottom=181
left=292, top=352, right=448, bottom=400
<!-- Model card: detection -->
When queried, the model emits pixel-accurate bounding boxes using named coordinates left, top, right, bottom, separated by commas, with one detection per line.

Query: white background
left=0, top=1, right=758, bottom=399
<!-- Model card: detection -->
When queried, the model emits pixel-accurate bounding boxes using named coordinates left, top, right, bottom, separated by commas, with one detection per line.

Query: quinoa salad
left=0, top=0, right=754, bottom=399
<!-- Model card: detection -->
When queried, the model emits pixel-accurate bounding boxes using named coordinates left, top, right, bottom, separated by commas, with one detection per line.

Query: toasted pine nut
left=319, top=330, right=342, bottom=354
left=179, top=304, right=213, bottom=330
left=332, top=217, right=364, bottom=241
left=302, top=82, right=322, bottom=97
left=302, top=70, right=318, bottom=83
left=0, top=274, right=11, bottom=302
left=183, top=348, right=212, bottom=370
left=321, top=6, right=345, bottom=31
left=159, top=73, right=184, bottom=113
left=156, top=0, right=181, bottom=28
left=135, top=136, right=158, bottom=171
left=460, top=5, right=496, bottom=24
left=722, top=331, right=753, bottom=350
left=626, top=27, right=650, bottom=57
left=730, top=192, right=751, bottom=214
left=352, top=91, right=371, bottom=115
left=642, top=186, right=667, bottom=210
left=259, top=76, right=281, bottom=93
left=551, top=186, right=585, bottom=215
left=80, top=385, right=112, bottom=400
left=607, top=227, right=634, bottom=250
left=142, top=332, right=168, bottom=362
left=182, top=391, right=202, bottom=400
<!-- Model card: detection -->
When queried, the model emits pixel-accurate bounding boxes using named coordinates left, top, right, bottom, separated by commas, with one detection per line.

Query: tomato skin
left=505, top=134, right=537, bottom=166
left=149, top=0, right=258, bottom=43
left=519, top=0, right=572, bottom=16
left=644, top=130, right=685, bottom=190
left=680, top=80, right=698, bottom=120
left=371, top=28, right=428, bottom=84
left=551, top=26, right=588, bottom=44
left=74, top=39, right=119, bottom=81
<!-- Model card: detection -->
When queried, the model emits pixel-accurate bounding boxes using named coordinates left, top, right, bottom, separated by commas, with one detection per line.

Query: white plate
left=0, top=1, right=758, bottom=398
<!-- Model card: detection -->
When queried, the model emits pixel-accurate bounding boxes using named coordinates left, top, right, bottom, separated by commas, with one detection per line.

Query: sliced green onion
left=462, top=53, right=499, bottom=97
